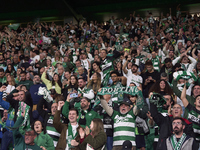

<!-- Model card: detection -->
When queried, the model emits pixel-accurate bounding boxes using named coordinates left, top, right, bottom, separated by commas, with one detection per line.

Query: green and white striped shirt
left=111, top=109, right=136, bottom=146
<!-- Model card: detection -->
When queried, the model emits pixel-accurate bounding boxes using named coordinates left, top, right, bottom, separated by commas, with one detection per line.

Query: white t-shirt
left=126, top=69, right=143, bottom=87
left=6, top=85, right=15, bottom=94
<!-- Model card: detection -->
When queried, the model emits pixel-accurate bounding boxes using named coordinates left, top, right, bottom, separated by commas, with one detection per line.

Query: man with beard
left=122, top=57, right=142, bottom=88
left=62, top=95, right=100, bottom=128
left=29, top=75, right=46, bottom=111
left=149, top=93, right=194, bottom=150
left=163, top=118, right=198, bottom=150
left=100, top=96, right=138, bottom=150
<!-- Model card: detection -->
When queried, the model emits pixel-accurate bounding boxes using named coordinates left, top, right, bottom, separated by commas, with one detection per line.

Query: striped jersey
left=111, top=109, right=136, bottom=146
left=185, top=103, right=200, bottom=141
left=46, top=115, right=61, bottom=147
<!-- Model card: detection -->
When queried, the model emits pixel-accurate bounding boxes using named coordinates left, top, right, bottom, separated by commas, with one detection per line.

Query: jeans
left=1, top=130, right=14, bottom=150
left=106, top=136, right=113, bottom=150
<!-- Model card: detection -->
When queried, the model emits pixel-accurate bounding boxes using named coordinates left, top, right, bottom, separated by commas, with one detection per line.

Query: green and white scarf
left=170, top=133, right=186, bottom=150
left=17, top=102, right=30, bottom=128
left=67, top=123, right=78, bottom=149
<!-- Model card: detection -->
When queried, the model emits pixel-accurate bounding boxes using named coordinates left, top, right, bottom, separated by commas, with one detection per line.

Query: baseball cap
left=122, top=140, right=132, bottom=150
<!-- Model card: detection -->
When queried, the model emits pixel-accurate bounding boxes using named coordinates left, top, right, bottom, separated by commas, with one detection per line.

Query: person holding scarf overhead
left=53, top=101, right=80, bottom=150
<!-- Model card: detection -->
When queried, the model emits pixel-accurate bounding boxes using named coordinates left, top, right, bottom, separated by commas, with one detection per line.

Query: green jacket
left=34, top=131, right=55, bottom=150
left=80, top=131, right=107, bottom=150
left=17, top=80, right=33, bottom=90
left=62, top=101, right=100, bottom=128
left=13, top=117, right=42, bottom=150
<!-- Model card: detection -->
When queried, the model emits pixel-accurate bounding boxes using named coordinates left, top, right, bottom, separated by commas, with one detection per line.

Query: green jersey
left=186, top=103, right=200, bottom=141
left=111, top=109, right=136, bottom=146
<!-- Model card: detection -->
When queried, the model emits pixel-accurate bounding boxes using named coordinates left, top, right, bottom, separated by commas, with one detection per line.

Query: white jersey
left=81, top=59, right=90, bottom=70
left=126, top=69, right=143, bottom=86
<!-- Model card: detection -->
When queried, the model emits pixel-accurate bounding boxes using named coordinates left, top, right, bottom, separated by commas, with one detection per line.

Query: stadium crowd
left=0, top=7, right=200, bottom=150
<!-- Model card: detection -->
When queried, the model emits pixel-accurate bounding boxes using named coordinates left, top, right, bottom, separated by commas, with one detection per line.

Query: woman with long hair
left=88, top=61, right=103, bottom=82
left=62, top=75, right=78, bottom=100
left=5, top=64, right=16, bottom=77
left=5, top=74, right=16, bottom=94
left=32, top=120, right=55, bottom=150
left=41, top=67, right=62, bottom=94
left=80, top=118, right=107, bottom=150
left=87, top=72, right=101, bottom=95
left=149, top=79, right=174, bottom=96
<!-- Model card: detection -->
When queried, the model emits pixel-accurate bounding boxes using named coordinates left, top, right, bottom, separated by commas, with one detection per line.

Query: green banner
left=98, top=86, right=144, bottom=109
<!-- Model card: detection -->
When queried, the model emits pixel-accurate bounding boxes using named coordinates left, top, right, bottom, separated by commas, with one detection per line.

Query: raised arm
left=100, top=98, right=113, bottom=116
left=180, top=84, right=189, bottom=107
left=53, top=101, right=65, bottom=134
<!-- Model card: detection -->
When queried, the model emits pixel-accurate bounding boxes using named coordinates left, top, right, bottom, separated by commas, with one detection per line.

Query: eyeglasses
left=172, top=122, right=182, bottom=126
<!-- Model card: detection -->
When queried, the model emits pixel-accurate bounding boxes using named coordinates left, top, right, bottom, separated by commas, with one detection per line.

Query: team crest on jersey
left=114, top=114, right=133, bottom=124
left=88, top=113, right=92, bottom=116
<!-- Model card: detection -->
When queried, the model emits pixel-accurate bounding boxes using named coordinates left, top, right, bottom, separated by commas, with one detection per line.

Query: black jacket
left=150, top=103, right=195, bottom=150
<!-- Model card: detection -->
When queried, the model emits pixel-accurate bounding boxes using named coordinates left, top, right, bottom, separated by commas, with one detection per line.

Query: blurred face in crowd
left=0, top=71, right=4, bottom=78
left=18, top=91, right=25, bottom=101
left=78, top=67, right=84, bottom=75
left=70, top=76, right=76, bottom=85
left=51, top=103, right=58, bottom=115
left=146, top=65, right=153, bottom=72
left=53, top=74, right=59, bottom=82
left=163, top=95, right=172, bottom=109
left=159, top=81, right=166, bottom=91
left=64, top=72, right=71, bottom=79
left=78, top=79, right=86, bottom=88
left=195, top=95, right=200, bottom=108
left=131, top=65, right=138, bottom=73
left=58, top=67, right=64, bottom=75
left=111, top=73, right=118, bottom=84
left=75, top=61, right=81, bottom=67
left=172, top=104, right=182, bottom=118
left=193, top=85, right=200, bottom=97
left=24, top=130, right=36, bottom=145
left=34, top=121, right=43, bottom=134
left=20, top=73, right=26, bottom=81
left=165, top=62, right=172, bottom=69
left=33, top=75, right=40, bottom=84
left=80, top=98, right=90, bottom=110
left=120, top=104, right=130, bottom=115
left=100, top=50, right=107, bottom=59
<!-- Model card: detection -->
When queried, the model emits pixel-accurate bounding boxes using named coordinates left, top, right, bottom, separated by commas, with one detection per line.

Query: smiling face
left=195, top=96, right=200, bottom=108
left=80, top=98, right=90, bottom=110
left=68, top=110, right=78, bottom=124
left=34, top=121, right=43, bottom=134
left=159, top=81, right=166, bottom=91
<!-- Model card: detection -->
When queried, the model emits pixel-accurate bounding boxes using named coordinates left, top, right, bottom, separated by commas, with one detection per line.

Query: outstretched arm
left=180, top=84, right=189, bottom=107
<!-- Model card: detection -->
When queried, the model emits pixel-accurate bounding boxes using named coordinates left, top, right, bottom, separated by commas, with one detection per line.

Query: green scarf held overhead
left=173, top=70, right=198, bottom=82
left=149, top=93, right=166, bottom=112
left=98, top=86, right=144, bottom=109
left=7, top=102, right=30, bottom=131
left=67, top=123, right=78, bottom=149
left=170, top=133, right=186, bottom=150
